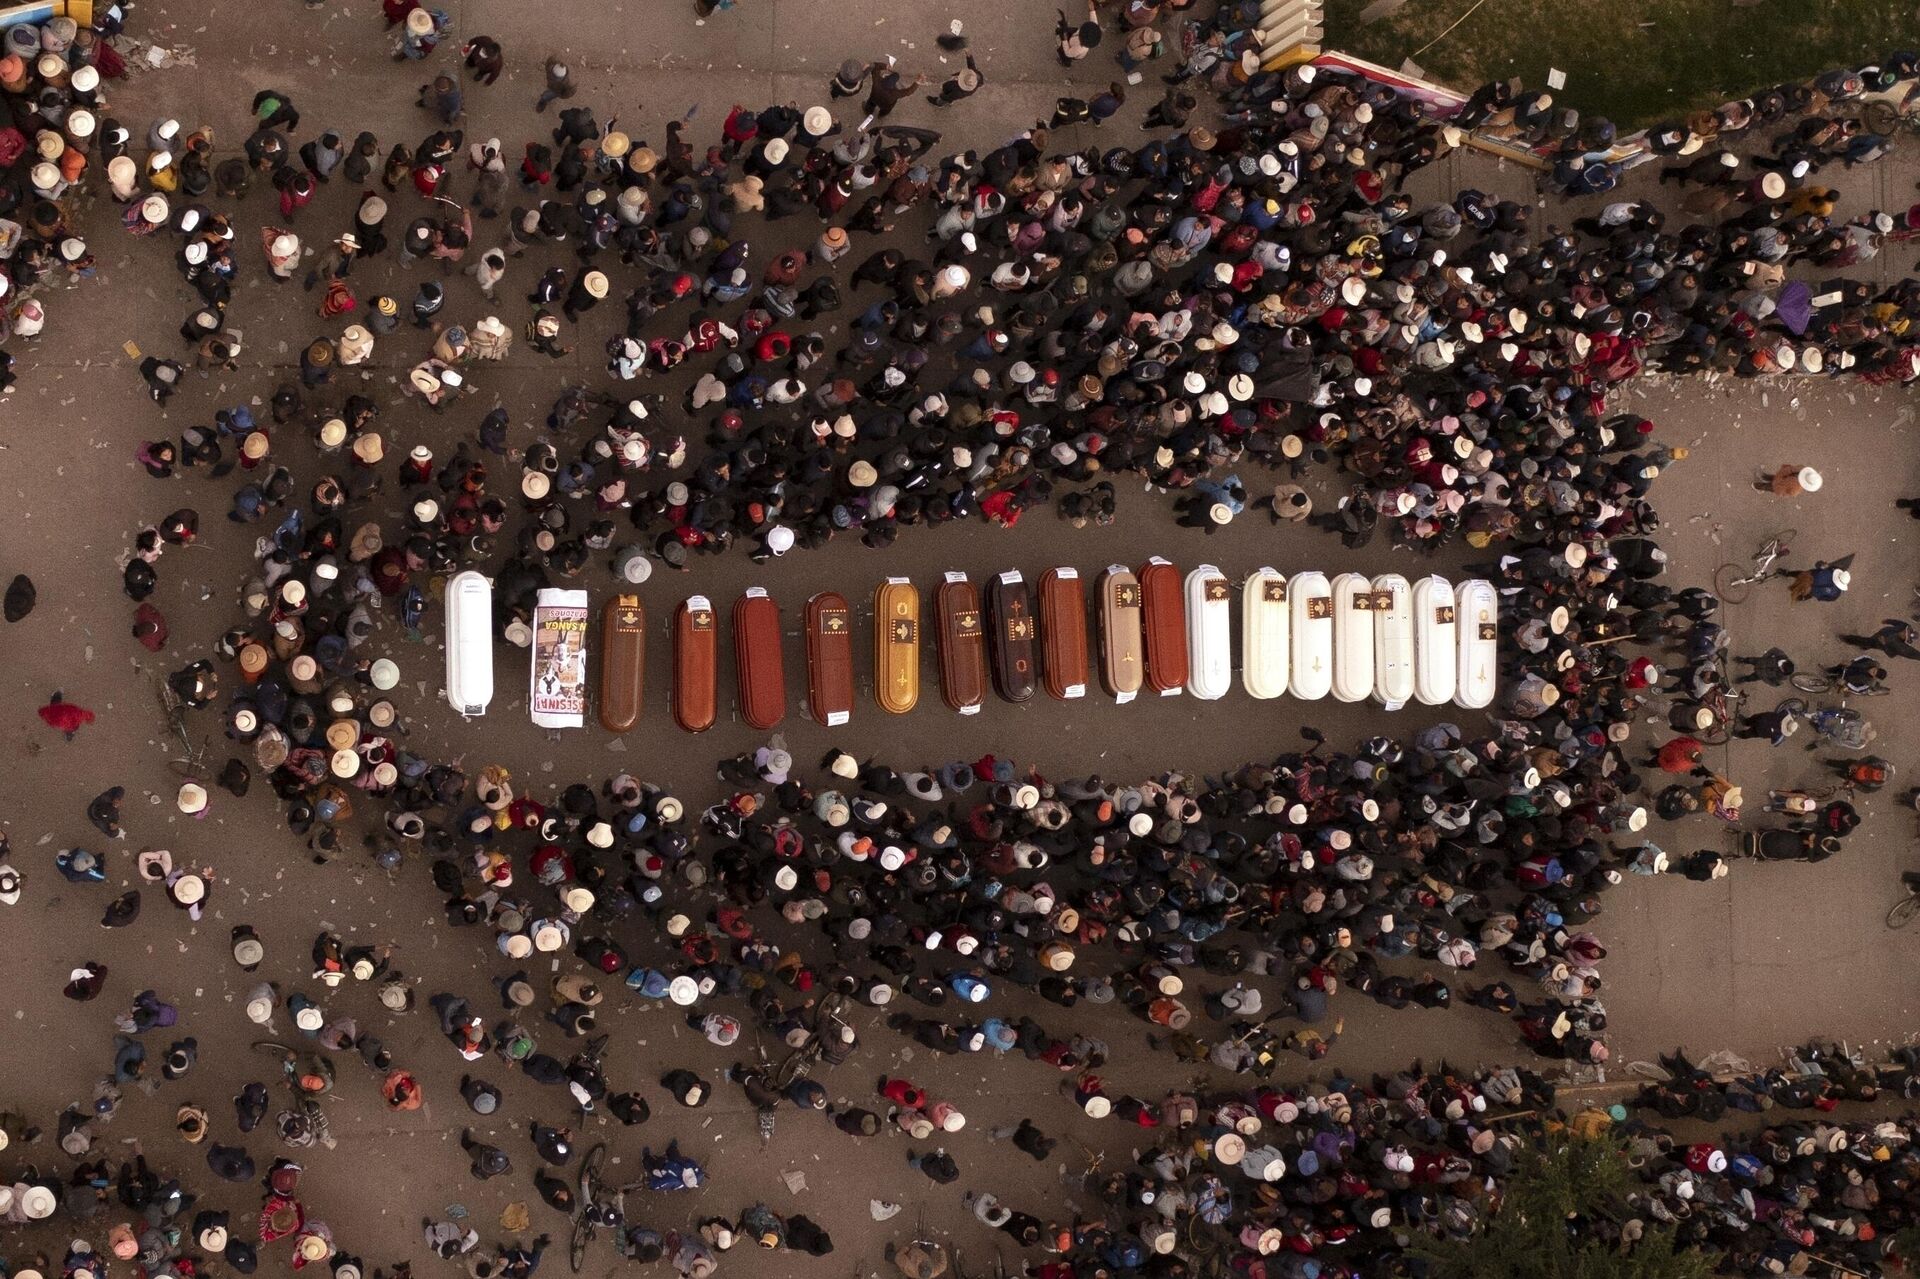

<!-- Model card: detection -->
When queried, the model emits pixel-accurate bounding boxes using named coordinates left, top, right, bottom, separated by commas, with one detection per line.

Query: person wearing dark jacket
left=461, top=1129, right=512, bottom=1179
left=529, top=1122, right=574, bottom=1166
left=907, top=1148, right=959, bottom=1183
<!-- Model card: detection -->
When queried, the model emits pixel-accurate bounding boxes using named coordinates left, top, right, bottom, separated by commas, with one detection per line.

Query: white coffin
left=1288, top=570, right=1333, bottom=701
left=444, top=570, right=494, bottom=719
left=1371, top=574, right=1414, bottom=709
left=1412, top=575, right=1458, bottom=706
left=1241, top=568, right=1289, bottom=700
left=1184, top=566, right=1233, bottom=701
left=1330, top=572, right=1375, bottom=703
left=1455, top=578, right=1499, bottom=710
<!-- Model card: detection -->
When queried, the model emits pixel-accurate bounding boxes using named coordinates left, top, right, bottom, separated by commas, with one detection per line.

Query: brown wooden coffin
left=732, top=588, right=786, bottom=731
left=1097, top=565, right=1145, bottom=701
left=873, top=577, right=921, bottom=715
left=935, top=573, right=987, bottom=715
left=987, top=569, right=1037, bottom=704
left=1038, top=567, right=1089, bottom=701
left=672, top=594, right=717, bottom=733
left=804, top=590, right=855, bottom=727
left=1138, top=557, right=1188, bottom=695
left=598, top=594, right=646, bottom=733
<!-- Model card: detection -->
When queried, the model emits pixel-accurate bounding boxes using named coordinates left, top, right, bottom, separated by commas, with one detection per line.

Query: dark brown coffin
left=873, top=577, right=921, bottom=715
left=1139, top=557, right=1188, bottom=695
left=1039, top=567, right=1089, bottom=700
left=672, top=594, right=717, bottom=733
left=733, top=588, right=786, bottom=731
left=804, top=591, right=855, bottom=727
left=1098, top=566, right=1145, bottom=700
left=987, top=569, right=1037, bottom=704
left=935, top=573, right=987, bottom=715
left=598, top=594, right=646, bottom=733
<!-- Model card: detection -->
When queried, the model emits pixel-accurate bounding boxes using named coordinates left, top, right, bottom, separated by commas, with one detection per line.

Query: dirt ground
left=1, top=2, right=1919, bottom=1275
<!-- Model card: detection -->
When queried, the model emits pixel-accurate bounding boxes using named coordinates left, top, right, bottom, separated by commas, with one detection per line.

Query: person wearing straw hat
left=927, top=56, right=983, bottom=107
left=303, top=231, right=358, bottom=292
left=1754, top=463, right=1820, bottom=497
left=177, top=781, right=210, bottom=819
left=168, top=868, right=209, bottom=917
left=562, top=267, right=607, bottom=322
left=398, top=5, right=443, bottom=58
left=1787, top=559, right=1851, bottom=603
left=262, top=228, right=300, bottom=280
left=526, top=309, right=571, bottom=357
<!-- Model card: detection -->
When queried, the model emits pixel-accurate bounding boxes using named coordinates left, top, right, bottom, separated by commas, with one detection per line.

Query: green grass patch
left=1321, top=0, right=1916, bottom=127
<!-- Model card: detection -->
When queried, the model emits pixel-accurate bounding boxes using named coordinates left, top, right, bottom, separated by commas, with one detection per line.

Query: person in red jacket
left=38, top=691, right=95, bottom=739
left=879, top=1076, right=927, bottom=1109
left=1650, top=735, right=1707, bottom=776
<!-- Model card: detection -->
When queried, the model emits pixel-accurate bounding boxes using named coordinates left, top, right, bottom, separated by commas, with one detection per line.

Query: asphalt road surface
left=0, top=0, right=1918, bottom=1274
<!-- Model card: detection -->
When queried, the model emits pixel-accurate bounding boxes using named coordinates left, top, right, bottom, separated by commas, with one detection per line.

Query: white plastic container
left=444, top=570, right=494, bottom=718
left=1288, top=570, right=1333, bottom=701
left=1241, top=568, right=1289, bottom=700
left=1184, top=566, right=1233, bottom=700
left=1330, top=572, right=1375, bottom=703
left=1412, top=575, right=1458, bottom=706
left=1371, top=574, right=1414, bottom=710
left=1454, top=578, right=1499, bottom=710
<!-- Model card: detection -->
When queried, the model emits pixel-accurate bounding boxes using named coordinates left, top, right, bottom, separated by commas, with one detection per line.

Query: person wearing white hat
left=1755, top=463, right=1820, bottom=497
left=19, top=1184, right=56, bottom=1219
left=928, top=55, right=984, bottom=107
left=105, top=153, right=140, bottom=201
left=265, top=230, right=301, bottom=279
left=29, top=161, right=66, bottom=198
left=565, top=268, right=608, bottom=320
left=1788, top=560, right=1852, bottom=602
left=178, top=782, right=209, bottom=817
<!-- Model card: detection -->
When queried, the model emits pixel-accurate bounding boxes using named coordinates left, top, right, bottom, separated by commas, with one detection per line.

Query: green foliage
left=1322, top=0, right=1914, bottom=127
left=1411, top=1135, right=1715, bottom=1279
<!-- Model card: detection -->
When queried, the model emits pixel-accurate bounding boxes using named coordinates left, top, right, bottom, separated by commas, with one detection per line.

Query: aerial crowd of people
left=2, top=0, right=1920, bottom=1274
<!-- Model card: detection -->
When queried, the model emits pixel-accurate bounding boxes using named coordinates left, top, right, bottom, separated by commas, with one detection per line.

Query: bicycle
left=1762, top=784, right=1850, bottom=818
left=1713, top=529, right=1796, bottom=604
left=1863, top=97, right=1920, bottom=140
left=156, top=676, right=215, bottom=780
left=569, top=1141, right=626, bottom=1272
left=1795, top=670, right=1891, bottom=698
left=565, top=1033, right=610, bottom=1119
left=249, top=1040, right=343, bottom=1149
left=1689, top=688, right=1738, bottom=745
left=1805, top=705, right=1875, bottom=752
left=1771, top=696, right=1873, bottom=748
left=1886, top=873, right=1920, bottom=929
